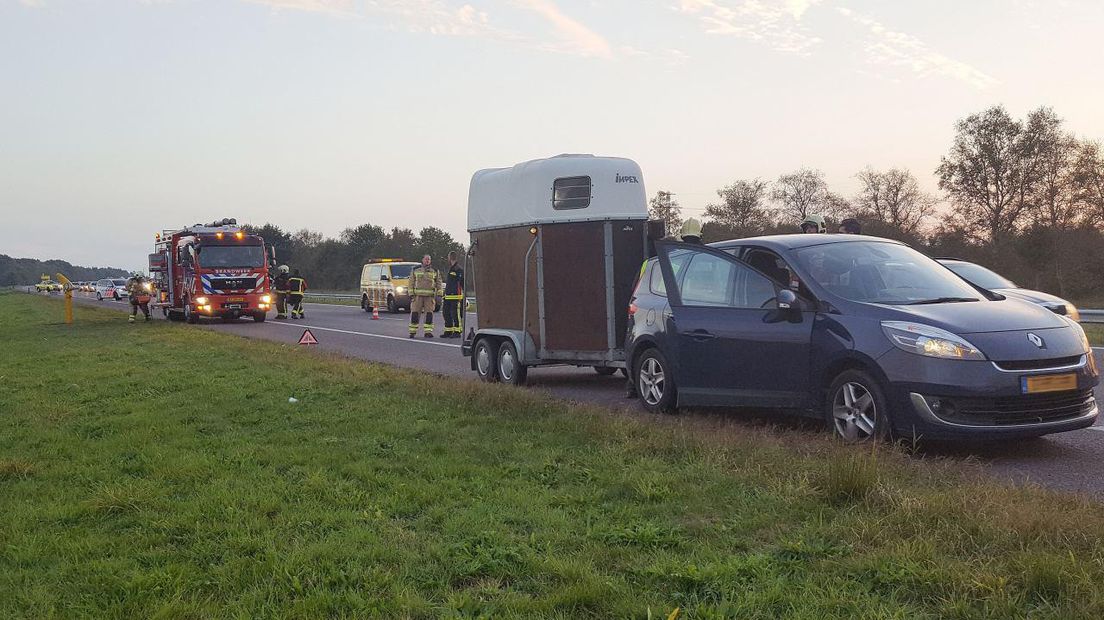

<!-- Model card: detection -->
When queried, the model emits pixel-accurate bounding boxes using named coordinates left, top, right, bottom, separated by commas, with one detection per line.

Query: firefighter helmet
left=279, top=265, right=290, bottom=274
left=679, top=218, right=703, bottom=242
left=800, top=214, right=826, bottom=234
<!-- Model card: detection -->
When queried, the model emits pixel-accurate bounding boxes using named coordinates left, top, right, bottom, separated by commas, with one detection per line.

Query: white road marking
left=266, top=320, right=461, bottom=348
left=1087, top=426, right=1104, bottom=432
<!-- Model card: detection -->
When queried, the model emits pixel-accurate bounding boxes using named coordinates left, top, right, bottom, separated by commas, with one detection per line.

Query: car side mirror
left=777, top=289, right=798, bottom=310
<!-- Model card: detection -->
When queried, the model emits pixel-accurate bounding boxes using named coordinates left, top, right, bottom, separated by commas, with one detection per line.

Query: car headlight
left=261, top=294, right=271, bottom=303
left=195, top=296, right=208, bottom=305
left=881, top=321, right=986, bottom=360
left=395, top=286, right=405, bottom=294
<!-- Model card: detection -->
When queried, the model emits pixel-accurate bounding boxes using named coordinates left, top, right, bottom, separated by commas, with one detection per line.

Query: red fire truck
left=149, top=218, right=275, bottom=323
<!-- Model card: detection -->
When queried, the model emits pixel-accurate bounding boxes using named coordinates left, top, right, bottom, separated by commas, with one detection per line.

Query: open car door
left=654, top=241, right=815, bottom=409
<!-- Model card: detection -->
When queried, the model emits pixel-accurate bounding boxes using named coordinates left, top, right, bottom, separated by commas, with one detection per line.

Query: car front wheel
left=826, top=369, right=891, bottom=443
left=635, top=348, right=677, bottom=414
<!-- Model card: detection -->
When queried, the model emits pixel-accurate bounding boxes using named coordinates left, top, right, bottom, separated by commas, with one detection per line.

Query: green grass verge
left=2, top=290, right=1104, bottom=618
left=1080, top=323, right=1104, bottom=347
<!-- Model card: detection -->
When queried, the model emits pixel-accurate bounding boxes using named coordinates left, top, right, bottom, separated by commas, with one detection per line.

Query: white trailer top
left=467, top=154, right=648, bottom=232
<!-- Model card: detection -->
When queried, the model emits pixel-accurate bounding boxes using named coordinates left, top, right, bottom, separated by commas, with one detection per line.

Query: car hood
left=995, top=287, right=1071, bottom=308
left=874, top=298, right=1085, bottom=360
left=874, top=298, right=1068, bottom=334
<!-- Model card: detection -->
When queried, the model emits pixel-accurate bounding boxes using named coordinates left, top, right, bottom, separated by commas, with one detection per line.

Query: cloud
left=678, top=0, right=824, bottom=54
left=836, top=7, right=998, bottom=90
left=18, top=0, right=47, bottom=7
left=242, top=0, right=358, bottom=17
left=511, top=0, right=612, bottom=58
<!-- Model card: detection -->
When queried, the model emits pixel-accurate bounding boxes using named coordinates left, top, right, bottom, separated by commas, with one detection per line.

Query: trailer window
left=552, top=176, right=592, bottom=210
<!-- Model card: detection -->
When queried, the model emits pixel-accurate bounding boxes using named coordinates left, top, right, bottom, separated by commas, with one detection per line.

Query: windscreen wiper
left=906, top=297, right=979, bottom=305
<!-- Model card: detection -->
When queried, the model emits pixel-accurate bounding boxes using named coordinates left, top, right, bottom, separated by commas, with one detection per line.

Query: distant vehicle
left=95, top=278, right=129, bottom=301
left=359, top=259, right=421, bottom=313
left=35, top=280, right=61, bottom=292
left=937, top=258, right=1080, bottom=321
left=148, top=218, right=274, bottom=323
left=626, top=235, right=1098, bottom=441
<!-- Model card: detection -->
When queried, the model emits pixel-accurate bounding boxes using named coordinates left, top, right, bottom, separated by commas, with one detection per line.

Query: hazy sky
left=3, top=0, right=1103, bottom=271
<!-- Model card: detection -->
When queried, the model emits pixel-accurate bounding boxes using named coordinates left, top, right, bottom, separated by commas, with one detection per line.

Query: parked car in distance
left=626, top=235, right=1099, bottom=442
left=95, top=278, right=129, bottom=301
left=937, top=258, right=1080, bottom=321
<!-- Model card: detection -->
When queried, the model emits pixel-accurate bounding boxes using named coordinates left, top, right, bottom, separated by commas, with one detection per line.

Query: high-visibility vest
left=411, top=267, right=439, bottom=297
left=288, top=277, right=305, bottom=294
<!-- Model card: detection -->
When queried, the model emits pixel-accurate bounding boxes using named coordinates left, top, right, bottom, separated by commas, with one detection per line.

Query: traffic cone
left=372, top=306, right=380, bottom=320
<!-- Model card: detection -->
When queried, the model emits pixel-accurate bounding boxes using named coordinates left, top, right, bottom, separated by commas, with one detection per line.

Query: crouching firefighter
left=442, top=251, right=464, bottom=338
left=273, top=265, right=290, bottom=319
left=126, top=272, right=153, bottom=323
left=288, top=269, right=307, bottom=319
left=409, top=254, right=441, bottom=338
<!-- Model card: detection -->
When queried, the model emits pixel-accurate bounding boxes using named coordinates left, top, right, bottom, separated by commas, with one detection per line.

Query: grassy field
left=3, top=291, right=1104, bottom=618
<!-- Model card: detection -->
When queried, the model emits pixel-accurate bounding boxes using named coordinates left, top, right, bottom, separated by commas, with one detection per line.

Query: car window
left=648, top=261, right=666, bottom=296
left=740, top=268, right=777, bottom=308
left=112, top=279, right=127, bottom=286
left=390, top=264, right=414, bottom=279
left=369, top=265, right=382, bottom=280
left=943, top=261, right=1016, bottom=289
left=680, top=253, right=735, bottom=306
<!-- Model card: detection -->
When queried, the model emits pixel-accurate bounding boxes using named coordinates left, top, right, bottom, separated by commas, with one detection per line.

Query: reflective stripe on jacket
left=410, top=267, right=440, bottom=297
left=288, top=277, right=306, bottom=294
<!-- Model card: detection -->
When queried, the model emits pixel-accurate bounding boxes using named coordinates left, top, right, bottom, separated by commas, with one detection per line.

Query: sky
left=2, top=0, right=1103, bottom=272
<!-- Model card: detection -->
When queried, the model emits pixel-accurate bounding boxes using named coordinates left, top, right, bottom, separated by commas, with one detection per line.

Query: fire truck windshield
left=196, top=244, right=265, bottom=269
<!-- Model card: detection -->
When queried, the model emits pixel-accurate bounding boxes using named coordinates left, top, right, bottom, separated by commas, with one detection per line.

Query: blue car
left=626, top=235, right=1099, bottom=441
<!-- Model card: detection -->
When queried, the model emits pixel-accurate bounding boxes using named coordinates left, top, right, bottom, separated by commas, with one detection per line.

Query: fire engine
left=149, top=218, right=275, bottom=323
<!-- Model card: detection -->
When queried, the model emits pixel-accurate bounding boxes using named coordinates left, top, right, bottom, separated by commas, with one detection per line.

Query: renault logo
left=1027, top=333, right=1046, bottom=349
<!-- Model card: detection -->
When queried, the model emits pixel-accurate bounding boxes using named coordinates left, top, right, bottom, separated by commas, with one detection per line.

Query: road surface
left=62, top=291, right=1104, bottom=498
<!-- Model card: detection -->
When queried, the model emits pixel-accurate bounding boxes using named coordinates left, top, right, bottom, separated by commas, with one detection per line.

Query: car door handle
left=687, top=329, right=716, bottom=341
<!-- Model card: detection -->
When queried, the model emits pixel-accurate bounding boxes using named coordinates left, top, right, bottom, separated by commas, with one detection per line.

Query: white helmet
left=279, top=265, right=290, bottom=274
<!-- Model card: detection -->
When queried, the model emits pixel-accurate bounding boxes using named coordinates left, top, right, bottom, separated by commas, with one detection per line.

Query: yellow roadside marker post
left=56, top=273, right=74, bottom=324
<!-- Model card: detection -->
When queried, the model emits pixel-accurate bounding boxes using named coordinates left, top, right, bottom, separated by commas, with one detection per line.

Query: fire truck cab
left=150, top=218, right=275, bottom=323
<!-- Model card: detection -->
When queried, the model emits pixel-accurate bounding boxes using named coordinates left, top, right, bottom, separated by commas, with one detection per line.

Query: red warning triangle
left=298, top=329, right=319, bottom=345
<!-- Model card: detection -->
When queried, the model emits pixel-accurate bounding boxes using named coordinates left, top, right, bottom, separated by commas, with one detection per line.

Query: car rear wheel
left=497, top=340, right=527, bottom=386
left=635, top=348, right=676, bottom=414
left=387, top=296, right=397, bottom=313
left=826, top=369, right=891, bottom=443
left=361, top=296, right=370, bottom=312
left=474, top=338, right=499, bottom=383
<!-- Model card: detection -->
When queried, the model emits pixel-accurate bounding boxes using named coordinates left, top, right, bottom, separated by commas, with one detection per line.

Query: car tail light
left=628, top=300, right=638, bottom=316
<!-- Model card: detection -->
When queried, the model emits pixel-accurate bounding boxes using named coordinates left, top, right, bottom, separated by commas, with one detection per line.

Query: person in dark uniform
left=273, top=265, right=290, bottom=319
left=288, top=269, right=307, bottom=319
left=441, top=251, right=465, bottom=338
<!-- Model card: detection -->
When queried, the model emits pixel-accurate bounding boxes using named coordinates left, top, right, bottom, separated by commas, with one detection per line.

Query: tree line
left=0, top=254, right=128, bottom=287
left=651, top=105, right=1104, bottom=302
left=241, top=223, right=465, bottom=291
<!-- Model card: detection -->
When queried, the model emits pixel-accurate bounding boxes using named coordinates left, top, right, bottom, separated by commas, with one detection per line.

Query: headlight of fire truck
left=195, top=296, right=208, bottom=305
left=261, top=294, right=271, bottom=303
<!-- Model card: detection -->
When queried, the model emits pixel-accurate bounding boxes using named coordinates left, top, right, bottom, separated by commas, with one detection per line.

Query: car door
left=655, top=241, right=815, bottom=409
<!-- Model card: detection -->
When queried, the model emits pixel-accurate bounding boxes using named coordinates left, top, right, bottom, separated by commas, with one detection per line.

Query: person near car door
left=288, top=269, right=306, bottom=319
left=442, top=251, right=464, bottom=338
left=126, top=272, right=153, bottom=323
left=408, top=254, right=441, bottom=338
left=273, top=265, right=291, bottom=319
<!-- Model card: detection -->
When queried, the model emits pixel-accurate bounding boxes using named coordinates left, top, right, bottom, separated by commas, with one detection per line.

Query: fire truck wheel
left=185, top=302, right=197, bottom=324
left=253, top=312, right=266, bottom=323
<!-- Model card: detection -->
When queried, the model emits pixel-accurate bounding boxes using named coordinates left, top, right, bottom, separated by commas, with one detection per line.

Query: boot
left=424, top=333, right=434, bottom=338
left=128, top=315, right=135, bottom=324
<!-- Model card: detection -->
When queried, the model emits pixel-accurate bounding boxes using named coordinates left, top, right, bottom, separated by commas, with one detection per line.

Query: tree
left=936, top=106, right=1061, bottom=245
left=243, top=222, right=293, bottom=262
left=340, top=224, right=386, bottom=263
left=852, top=167, right=935, bottom=236
left=771, top=168, right=842, bottom=223
left=648, top=191, right=681, bottom=237
left=1076, top=140, right=1104, bottom=223
left=416, top=227, right=464, bottom=264
left=703, top=179, right=773, bottom=237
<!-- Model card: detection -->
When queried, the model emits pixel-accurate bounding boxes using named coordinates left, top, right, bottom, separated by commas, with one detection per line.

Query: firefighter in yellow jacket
left=408, top=254, right=441, bottom=338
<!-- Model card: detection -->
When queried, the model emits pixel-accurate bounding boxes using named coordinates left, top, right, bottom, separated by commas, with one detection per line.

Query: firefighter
left=273, top=265, right=291, bottom=319
left=800, top=214, right=827, bottom=234
left=288, top=269, right=307, bottom=319
left=679, top=218, right=703, bottom=244
left=408, top=254, right=441, bottom=338
left=126, top=272, right=153, bottom=323
left=441, top=251, right=464, bottom=338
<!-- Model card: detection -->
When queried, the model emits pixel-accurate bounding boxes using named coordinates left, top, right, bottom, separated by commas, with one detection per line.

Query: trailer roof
left=467, top=155, right=648, bottom=232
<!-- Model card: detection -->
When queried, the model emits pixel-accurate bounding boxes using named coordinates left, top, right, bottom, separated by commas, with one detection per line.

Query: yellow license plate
left=227, top=297, right=245, bottom=302
left=1022, top=373, right=1077, bottom=394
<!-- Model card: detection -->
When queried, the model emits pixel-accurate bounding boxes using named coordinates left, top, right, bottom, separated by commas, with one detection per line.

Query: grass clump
left=2, top=291, right=1104, bottom=618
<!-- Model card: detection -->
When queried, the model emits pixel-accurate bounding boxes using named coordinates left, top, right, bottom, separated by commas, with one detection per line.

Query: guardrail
left=1079, top=309, right=1104, bottom=323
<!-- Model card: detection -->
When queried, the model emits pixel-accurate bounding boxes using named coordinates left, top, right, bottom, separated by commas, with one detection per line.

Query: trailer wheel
left=594, top=367, right=617, bottom=376
left=497, top=340, right=528, bottom=386
left=473, top=338, right=499, bottom=383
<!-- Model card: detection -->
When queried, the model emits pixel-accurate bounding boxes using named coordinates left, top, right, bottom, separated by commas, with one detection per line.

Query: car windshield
left=942, top=261, right=1016, bottom=289
left=111, top=279, right=127, bottom=286
left=196, top=244, right=265, bottom=269
left=389, top=265, right=415, bottom=278
left=793, top=241, right=983, bottom=305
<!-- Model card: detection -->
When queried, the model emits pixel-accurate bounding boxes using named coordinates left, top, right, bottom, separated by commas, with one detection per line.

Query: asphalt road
left=60, top=290, right=1104, bottom=498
